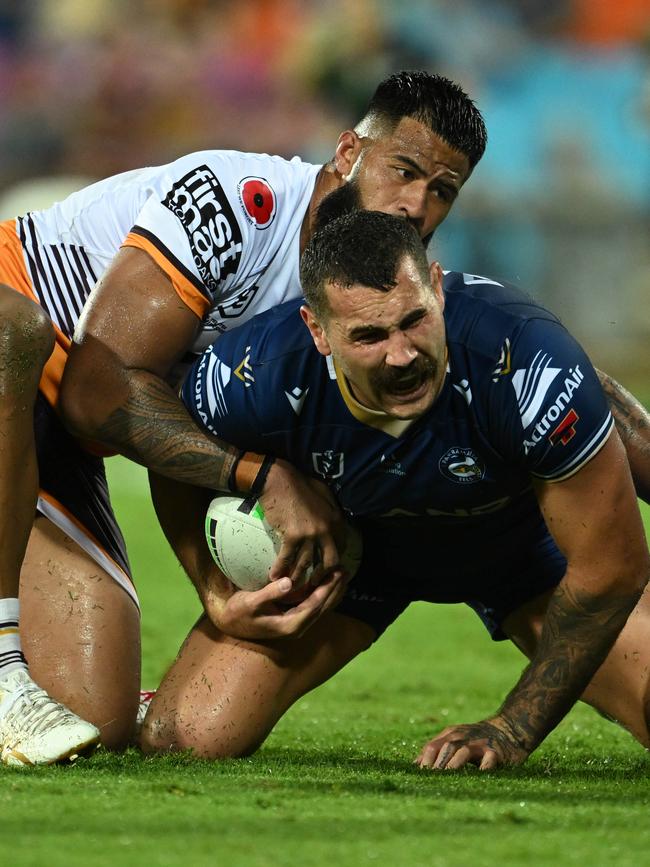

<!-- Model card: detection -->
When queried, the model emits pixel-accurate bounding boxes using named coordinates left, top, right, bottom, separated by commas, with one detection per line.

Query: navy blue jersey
left=182, top=271, right=612, bottom=585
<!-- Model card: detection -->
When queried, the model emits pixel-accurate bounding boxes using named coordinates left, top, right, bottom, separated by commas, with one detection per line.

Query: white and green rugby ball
left=205, top=495, right=363, bottom=591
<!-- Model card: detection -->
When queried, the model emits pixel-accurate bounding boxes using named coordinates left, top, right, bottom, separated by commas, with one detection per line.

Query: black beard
left=314, top=178, right=432, bottom=249
left=314, top=178, right=363, bottom=233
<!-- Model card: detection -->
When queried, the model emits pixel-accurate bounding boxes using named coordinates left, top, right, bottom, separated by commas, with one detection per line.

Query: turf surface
left=5, top=460, right=650, bottom=866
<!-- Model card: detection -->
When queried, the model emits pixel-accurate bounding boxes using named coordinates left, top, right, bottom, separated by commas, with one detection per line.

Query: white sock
left=0, top=597, right=28, bottom=680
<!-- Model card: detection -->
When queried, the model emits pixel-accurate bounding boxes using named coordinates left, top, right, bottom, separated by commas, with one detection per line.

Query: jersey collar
left=331, top=359, right=413, bottom=438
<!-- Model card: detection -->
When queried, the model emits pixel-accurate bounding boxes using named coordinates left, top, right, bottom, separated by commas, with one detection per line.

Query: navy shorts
left=334, top=513, right=566, bottom=641
left=34, top=392, right=137, bottom=607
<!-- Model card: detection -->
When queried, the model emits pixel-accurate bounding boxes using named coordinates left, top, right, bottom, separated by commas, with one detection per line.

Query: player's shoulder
left=196, top=298, right=324, bottom=429
left=129, top=149, right=321, bottom=308
left=245, top=298, right=314, bottom=362
left=207, top=297, right=313, bottom=372
left=159, top=149, right=320, bottom=200
left=138, top=149, right=320, bottom=236
left=443, top=270, right=558, bottom=324
left=167, top=148, right=318, bottom=175
left=442, top=270, right=561, bottom=356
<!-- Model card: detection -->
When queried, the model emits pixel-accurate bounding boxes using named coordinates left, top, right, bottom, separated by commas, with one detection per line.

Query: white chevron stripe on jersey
left=205, top=352, right=231, bottom=419
left=513, top=350, right=545, bottom=414
left=17, top=215, right=97, bottom=339
left=512, top=350, right=561, bottom=430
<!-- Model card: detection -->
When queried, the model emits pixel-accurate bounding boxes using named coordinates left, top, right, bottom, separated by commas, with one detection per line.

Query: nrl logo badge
left=439, top=447, right=485, bottom=484
left=312, top=450, right=344, bottom=480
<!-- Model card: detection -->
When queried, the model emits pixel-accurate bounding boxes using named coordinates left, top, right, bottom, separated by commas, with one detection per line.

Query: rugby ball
left=205, top=495, right=363, bottom=591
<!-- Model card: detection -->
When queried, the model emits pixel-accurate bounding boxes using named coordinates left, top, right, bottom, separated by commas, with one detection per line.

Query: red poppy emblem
left=239, top=177, right=276, bottom=229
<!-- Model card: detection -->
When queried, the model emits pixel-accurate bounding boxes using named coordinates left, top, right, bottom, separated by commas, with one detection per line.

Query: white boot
left=0, top=669, right=100, bottom=766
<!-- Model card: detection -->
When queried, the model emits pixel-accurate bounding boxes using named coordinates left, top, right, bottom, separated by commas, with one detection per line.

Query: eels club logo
left=439, top=447, right=485, bottom=484
left=238, top=177, right=276, bottom=229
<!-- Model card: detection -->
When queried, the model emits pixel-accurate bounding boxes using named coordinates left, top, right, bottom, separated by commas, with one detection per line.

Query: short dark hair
left=300, top=211, right=432, bottom=320
left=361, top=70, right=487, bottom=170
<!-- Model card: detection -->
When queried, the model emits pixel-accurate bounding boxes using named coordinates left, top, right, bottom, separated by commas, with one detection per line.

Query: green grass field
left=6, top=459, right=650, bottom=867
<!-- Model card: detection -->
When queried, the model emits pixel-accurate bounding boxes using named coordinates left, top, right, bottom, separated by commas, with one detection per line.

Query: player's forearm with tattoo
left=61, top=247, right=241, bottom=491
left=597, top=370, right=650, bottom=502
left=93, top=369, right=239, bottom=490
left=492, top=578, right=641, bottom=756
left=495, top=428, right=648, bottom=752
left=417, top=577, right=643, bottom=770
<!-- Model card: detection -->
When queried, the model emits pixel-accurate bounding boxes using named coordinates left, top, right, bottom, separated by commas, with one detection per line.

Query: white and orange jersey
left=4, top=150, right=321, bottom=403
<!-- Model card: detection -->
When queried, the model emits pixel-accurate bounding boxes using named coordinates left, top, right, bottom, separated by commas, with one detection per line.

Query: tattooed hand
left=415, top=717, right=529, bottom=771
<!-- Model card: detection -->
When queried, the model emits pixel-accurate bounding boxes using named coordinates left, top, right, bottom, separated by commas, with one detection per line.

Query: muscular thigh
left=20, top=516, right=141, bottom=749
left=503, top=585, right=650, bottom=747
left=142, top=611, right=375, bottom=759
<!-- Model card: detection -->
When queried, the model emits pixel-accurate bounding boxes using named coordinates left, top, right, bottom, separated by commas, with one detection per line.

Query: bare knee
left=140, top=704, right=267, bottom=759
left=0, top=285, right=54, bottom=393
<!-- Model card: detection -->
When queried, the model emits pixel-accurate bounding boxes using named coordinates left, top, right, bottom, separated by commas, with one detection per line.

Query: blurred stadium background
left=0, top=0, right=647, bottom=385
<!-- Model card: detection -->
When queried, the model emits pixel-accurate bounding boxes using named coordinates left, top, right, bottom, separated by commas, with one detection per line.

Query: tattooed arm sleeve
left=61, top=246, right=239, bottom=491
left=478, top=319, right=649, bottom=756
left=496, top=431, right=648, bottom=755
left=597, top=370, right=650, bottom=503
left=416, top=427, right=649, bottom=770
left=93, top=369, right=239, bottom=490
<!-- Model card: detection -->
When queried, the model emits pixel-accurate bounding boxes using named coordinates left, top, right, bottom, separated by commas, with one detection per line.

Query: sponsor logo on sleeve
left=521, top=365, right=585, bottom=454
left=237, top=177, right=277, bottom=229
left=439, top=447, right=485, bottom=484
left=548, top=408, right=579, bottom=446
left=192, top=350, right=231, bottom=432
left=312, top=450, right=344, bottom=480
left=162, top=165, right=243, bottom=293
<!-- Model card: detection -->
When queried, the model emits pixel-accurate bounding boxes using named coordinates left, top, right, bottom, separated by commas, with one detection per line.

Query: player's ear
left=429, top=261, right=445, bottom=310
left=334, top=130, right=364, bottom=179
left=300, top=305, right=331, bottom=356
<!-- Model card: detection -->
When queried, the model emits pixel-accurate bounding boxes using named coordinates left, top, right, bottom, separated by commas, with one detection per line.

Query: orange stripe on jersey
left=39, top=334, right=71, bottom=408
left=122, top=230, right=211, bottom=319
left=38, top=489, right=136, bottom=591
left=0, top=627, right=19, bottom=636
left=0, top=220, right=37, bottom=300
left=0, top=220, right=71, bottom=407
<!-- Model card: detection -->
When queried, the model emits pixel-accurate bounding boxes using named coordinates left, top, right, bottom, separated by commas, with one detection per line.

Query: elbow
left=635, top=558, right=650, bottom=595
left=618, top=550, right=650, bottom=600
left=583, top=548, right=650, bottom=609
left=58, top=363, right=109, bottom=441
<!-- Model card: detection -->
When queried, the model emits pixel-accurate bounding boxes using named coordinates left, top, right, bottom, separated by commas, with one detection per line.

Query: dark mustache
left=372, top=356, right=437, bottom=393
